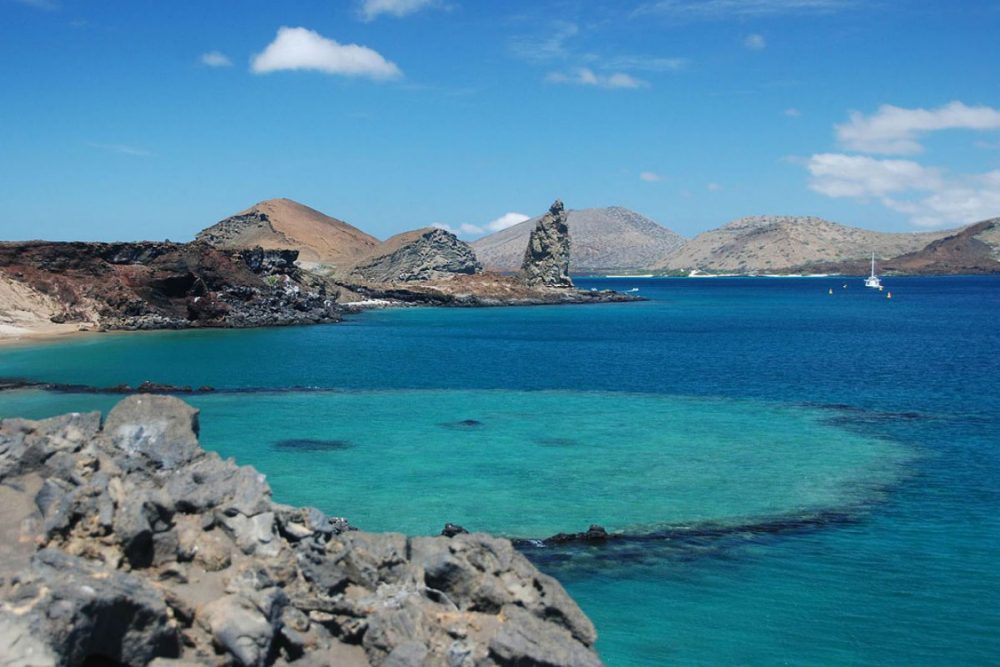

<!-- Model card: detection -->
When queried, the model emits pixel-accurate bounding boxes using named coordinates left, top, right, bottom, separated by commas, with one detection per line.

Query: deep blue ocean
left=1, top=276, right=998, bottom=665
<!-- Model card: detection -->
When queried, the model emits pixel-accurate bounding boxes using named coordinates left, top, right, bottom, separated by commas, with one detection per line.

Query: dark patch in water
left=509, top=509, right=870, bottom=574
left=535, top=437, right=577, bottom=447
left=440, top=419, right=485, bottom=429
left=273, top=438, right=353, bottom=452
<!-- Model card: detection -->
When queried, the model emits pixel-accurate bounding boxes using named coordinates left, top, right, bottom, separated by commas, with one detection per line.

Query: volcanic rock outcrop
left=349, top=227, right=482, bottom=283
left=520, top=201, right=573, bottom=288
left=0, top=396, right=603, bottom=666
left=0, top=242, right=339, bottom=331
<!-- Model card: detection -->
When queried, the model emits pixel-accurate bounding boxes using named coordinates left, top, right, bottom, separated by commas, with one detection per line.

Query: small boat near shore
left=864, top=252, right=883, bottom=289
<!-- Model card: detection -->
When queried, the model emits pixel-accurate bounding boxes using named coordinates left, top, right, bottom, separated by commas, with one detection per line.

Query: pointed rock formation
left=349, top=227, right=482, bottom=283
left=520, top=200, right=573, bottom=288
left=473, top=205, right=685, bottom=273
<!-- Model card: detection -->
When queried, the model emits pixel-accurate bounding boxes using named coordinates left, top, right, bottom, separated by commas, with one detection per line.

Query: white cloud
left=87, top=142, right=154, bottom=157
left=707, top=182, right=723, bottom=191
left=635, top=0, right=854, bottom=19
left=433, top=212, right=531, bottom=238
left=251, top=27, right=401, bottom=80
left=200, top=51, right=232, bottom=68
left=358, top=0, right=439, bottom=21
left=807, top=153, right=941, bottom=198
left=640, top=171, right=662, bottom=182
left=836, top=101, right=1000, bottom=155
left=546, top=68, right=647, bottom=89
left=485, top=212, right=530, bottom=232
left=882, top=175, right=1000, bottom=227
left=807, top=153, right=1000, bottom=228
left=784, top=107, right=801, bottom=117
left=743, top=33, right=767, bottom=50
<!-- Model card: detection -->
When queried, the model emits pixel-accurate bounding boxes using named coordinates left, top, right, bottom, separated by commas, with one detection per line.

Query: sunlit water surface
left=2, top=276, right=997, bottom=665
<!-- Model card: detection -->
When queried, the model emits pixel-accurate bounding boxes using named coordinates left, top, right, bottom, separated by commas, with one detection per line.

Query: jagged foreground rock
left=0, top=396, right=602, bottom=666
left=519, top=201, right=573, bottom=288
left=348, top=228, right=482, bottom=284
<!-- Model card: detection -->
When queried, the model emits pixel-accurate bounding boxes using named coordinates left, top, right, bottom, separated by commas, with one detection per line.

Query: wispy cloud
left=807, top=154, right=942, bottom=198
left=508, top=21, right=579, bottom=64
left=13, top=0, right=59, bottom=10
left=743, top=33, right=767, bottom=50
left=87, top=142, right=154, bottom=157
left=807, top=153, right=1000, bottom=228
left=634, top=0, right=855, bottom=20
left=836, top=101, right=1000, bottom=155
left=602, top=55, right=688, bottom=72
left=510, top=21, right=685, bottom=89
left=640, top=171, right=662, bottom=182
left=546, top=68, right=647, bottom=89
left=802, top=101, right=1000, bottom=227
left=251, top=27, right=402, bottom=80
left=784, top=107, right=801, bottom=117
left=200, top=51, right=232, bottom=68
left=707, top=182, right=723, bottom=191
left=358, top=0, right=441, bottom=21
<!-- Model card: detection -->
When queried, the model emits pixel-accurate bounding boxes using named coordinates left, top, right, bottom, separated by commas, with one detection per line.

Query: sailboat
left=864, top=252, right=882, bottom=289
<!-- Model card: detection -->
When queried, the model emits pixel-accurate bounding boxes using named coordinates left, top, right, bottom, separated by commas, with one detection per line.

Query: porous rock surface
left=519, top=201, right=573, bottom=288
left=0, top=396, right=602, bottom=666
left=349, top=228, right=482, bottom=284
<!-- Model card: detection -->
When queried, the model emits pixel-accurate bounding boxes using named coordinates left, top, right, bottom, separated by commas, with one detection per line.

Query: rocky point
left=0, top=396, right=603, bottom=666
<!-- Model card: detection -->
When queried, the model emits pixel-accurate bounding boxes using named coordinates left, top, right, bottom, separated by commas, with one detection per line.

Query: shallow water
left=2, top=276, right=998, bottom=665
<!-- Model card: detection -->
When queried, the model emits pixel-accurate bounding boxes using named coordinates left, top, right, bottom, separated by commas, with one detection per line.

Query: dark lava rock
left=0, top=241, right=341, bottom=332
left=441, top=523, right=469, bottom=537
left=545, top=525, right=611, bottom=545
left=0, top=396, right=603, bottom=666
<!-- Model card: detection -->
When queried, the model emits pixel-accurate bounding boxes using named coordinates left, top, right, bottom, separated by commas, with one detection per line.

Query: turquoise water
left=2, top=276, right=998, bottom=665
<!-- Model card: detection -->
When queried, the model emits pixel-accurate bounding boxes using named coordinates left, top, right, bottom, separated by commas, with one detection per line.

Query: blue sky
left=2, top=0, right=999, bottom=241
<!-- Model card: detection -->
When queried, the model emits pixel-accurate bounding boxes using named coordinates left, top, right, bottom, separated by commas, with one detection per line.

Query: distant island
left=2, top=195, right=998, bottom=343
left=473, top=210, right=1000, bottom=276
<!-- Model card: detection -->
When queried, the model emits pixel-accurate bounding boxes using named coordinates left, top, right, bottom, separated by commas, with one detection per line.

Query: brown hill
left=885, top=218, right=1000, bottom=273
left=196, top=198, right=379, bottom=268
left=658, top=216, right=954, bottom=273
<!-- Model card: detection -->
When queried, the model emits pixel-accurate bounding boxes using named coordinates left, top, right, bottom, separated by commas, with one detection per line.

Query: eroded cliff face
left=519, top=201, right=573, bottom=288
left=0, top=242, right=339, bottom=331
left=348, top=228, right=482, bottom=284
left=0, top=396, right=603, bottom=666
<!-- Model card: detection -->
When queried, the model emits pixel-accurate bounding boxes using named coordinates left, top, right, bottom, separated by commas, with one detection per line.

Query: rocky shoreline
left=0, top=396, right=603, bottom=666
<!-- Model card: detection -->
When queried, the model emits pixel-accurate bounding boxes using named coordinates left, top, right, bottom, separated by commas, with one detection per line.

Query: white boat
left=864, top=252, right=882, bottom=289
